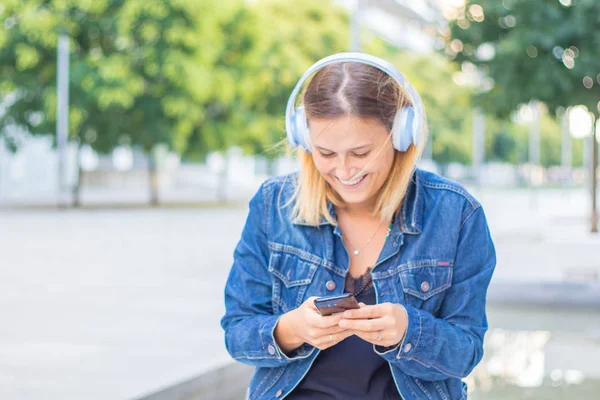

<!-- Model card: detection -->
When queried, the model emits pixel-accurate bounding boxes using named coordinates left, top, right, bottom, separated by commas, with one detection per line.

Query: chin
left=337, top=191, right=372, bottom=204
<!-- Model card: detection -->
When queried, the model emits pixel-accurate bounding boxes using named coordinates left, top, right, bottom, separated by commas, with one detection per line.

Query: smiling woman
left=291, top=57, right=426, bottom=227
left=221, top=53, right=496, bottom=400
left=308, top=115, right=395, bottom=210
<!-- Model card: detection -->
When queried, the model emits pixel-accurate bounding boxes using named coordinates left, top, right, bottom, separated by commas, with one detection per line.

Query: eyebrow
left=315, top=145, right=372, bottom=152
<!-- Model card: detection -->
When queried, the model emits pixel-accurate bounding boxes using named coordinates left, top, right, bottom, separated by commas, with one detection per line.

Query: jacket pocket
left=399, top=260, right=453, bottom=314
left=268, top=246, right=320, bottom=314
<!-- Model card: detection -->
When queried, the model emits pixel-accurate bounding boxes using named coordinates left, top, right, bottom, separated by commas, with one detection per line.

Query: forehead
left=309, top=116, right=388, bottom=146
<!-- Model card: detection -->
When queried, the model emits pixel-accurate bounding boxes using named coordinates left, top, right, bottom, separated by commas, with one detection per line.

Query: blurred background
left=1, top=0, right=599, bottom=399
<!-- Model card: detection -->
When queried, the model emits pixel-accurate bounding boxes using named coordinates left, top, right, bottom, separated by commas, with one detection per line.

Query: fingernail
left=339, top=319, right=347, bottom=328
left=343, top=311, right=352, bottom=318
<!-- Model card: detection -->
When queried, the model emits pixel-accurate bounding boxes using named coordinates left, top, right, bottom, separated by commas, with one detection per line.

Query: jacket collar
left=292, top=169, right=423, bottom=235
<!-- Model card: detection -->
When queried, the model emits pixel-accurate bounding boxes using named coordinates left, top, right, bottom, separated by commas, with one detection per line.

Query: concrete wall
left=136, top=362, right=252, bottom=400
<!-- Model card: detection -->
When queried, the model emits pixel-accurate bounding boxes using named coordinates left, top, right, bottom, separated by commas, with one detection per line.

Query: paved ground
left=0, top=207, right=241, bottom=400
left=0, top=185, right=599, bottom=399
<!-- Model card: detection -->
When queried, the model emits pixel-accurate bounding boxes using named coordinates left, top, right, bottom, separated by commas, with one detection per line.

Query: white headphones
left=285, top=52, right=424, bottom=154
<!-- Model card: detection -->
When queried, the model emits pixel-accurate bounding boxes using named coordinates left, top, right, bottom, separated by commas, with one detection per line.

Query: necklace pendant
left=353, top=249, right=359, bottom=256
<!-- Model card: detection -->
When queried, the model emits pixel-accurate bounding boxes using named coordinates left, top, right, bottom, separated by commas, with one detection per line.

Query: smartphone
left=313, top=293, right=360, bottom=316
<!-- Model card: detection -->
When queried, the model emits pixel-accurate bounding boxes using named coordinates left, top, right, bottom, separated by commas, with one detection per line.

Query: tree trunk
left=592, top=115, right=598, bottom=233
left=266, top=157, right=276, bottom=177
left=148, top=151, right=159, bottom=206
left=217, top=151, right=229, bottom=202
left=0, top=137, right=3, bottom=202
left=560, top=108, right=572, bottom=187
left=472, top=107, right=485, bottom=186
left=72, top=143, right=82, bottom=208
left=350, top=0, right=362, bottom=52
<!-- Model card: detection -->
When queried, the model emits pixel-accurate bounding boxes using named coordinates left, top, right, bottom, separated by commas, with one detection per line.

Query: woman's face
left=309, top=115, right=395, bottom=211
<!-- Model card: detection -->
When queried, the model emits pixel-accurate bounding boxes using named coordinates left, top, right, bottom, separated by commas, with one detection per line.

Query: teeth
left=339, top=175, right=365, bottom=186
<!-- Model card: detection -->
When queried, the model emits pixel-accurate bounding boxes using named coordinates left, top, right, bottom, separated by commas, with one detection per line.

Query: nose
left=335, top=155, right=356, bottom=180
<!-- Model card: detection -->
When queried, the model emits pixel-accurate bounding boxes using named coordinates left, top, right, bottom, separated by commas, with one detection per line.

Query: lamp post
left=350, top=0, right=362, bottom=52
left=560, top=107, right=572, bottom=187
left=56, top=32, right=69, bottom=208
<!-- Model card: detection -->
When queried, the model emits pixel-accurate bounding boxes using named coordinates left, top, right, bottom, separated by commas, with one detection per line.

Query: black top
left=288, top=271, right=403, bottom=399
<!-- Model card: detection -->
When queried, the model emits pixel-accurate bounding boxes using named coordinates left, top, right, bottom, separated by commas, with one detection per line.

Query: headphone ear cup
left=410, top=108, right=420, bottom=148
left=294, top=106, right=311, bottom=153
left=392, top=106, right=416, bottom=152
left=287, top=112, right=299, bottom=148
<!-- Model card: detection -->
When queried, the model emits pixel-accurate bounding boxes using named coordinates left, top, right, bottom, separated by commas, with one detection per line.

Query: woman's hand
left=275, top=296, right=355, bottom=353
left=338, top=302, right=408, bottom=347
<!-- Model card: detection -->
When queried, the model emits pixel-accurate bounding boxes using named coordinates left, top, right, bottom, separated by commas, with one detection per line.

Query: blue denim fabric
left=221, top=169, right=496, bottom=400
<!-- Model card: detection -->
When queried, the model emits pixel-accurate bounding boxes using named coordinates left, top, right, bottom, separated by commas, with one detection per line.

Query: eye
left=319, top=152, right=335, bottom=158
left=353, top=151, right=370, bottom=158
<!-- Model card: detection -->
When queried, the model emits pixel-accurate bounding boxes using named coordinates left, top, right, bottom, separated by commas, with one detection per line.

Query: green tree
left=446, top=0, right=600, bottom=231
left=177, top=0, right=350, bottom=198
left=111, top=0, right=230, bottom=204
left=0, top=0, right=229, bottom=206
left=484, top=118, right=523, bottom=164
left=183, top=0, right=350, bottom=163
left=0, top=0, right=127, bottom=206
left=386, top=51, right=474, bottom=166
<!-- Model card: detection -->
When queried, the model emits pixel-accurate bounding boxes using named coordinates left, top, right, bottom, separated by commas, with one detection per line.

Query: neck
left=338, top=203, right=376, bottom=220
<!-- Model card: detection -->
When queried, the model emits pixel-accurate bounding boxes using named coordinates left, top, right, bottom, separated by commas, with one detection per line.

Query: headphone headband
left=285, top=52, right=424, bottom=153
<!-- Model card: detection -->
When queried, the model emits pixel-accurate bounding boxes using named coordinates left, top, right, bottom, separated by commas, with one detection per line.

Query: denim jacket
left=221, top=168, right=496, bottom=399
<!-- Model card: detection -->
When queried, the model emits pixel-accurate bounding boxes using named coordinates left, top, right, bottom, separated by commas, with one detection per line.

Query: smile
left=337, top=174, right=367, bottom=186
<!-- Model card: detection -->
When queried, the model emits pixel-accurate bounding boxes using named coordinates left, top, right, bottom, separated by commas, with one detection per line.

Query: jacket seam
left=251, top=367, right=277, bottom=400
left=268, top=242, right=329, bottom=267
left=398, top=307, right=423, bottom=361
left=372, top=259, right=455, bottom=280
left=260, top=183, right=268, bottom=237
left=460, top=204, right=482, bottom=230
left=433, top=381, right=449, bottom=400
left=411, top=355, right=464, bottom=379
left=414, top=377, right=433, bottom=399
left=421, top=181, right=479, bottom=209
left=401, top=373, right=420, bottom=399
left=256, top=366, right=286, bottom=399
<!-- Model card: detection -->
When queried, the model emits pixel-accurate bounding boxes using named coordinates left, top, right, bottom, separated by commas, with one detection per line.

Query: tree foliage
left=447, top=0, right=600, bottom=118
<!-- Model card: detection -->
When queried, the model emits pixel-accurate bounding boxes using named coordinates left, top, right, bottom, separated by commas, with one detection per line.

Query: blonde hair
left=283, top=61, right=428, bottom=226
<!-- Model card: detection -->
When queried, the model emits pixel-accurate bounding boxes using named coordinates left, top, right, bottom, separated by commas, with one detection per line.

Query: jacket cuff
left=374, top=305, right=422, bottom=361
left=261, top=315, right=315, bottom=361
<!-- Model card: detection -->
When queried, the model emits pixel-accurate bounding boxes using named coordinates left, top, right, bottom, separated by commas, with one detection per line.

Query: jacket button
left=326, top=280, right=336, bottom=291
left=268, top=345, right=276, bottom=355
left=420, top=281, right=430, bottom=292
left=276, top=389, right=283, bottom=397
left=403, top=343, right=412, bottom=353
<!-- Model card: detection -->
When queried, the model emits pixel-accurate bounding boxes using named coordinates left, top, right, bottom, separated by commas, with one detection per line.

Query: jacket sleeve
left=375, top=206, right=496, bottom=380
left=220, top=183, right=315, bottom=367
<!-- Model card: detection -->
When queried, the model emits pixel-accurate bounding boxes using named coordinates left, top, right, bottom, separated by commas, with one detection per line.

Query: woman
left=221, top=53, right=496, bottom=399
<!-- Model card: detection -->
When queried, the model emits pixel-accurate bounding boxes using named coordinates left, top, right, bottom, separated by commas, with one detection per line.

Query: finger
left=349, top=329, right=401, bottom=347
left=306, top=297, right=320, bottom=310
left=348, top=329, right=378, bottom=344
left=315, top=329, right=356, bottom=349
left=317, top=325, right=347, bottom=337
left=343, top=303, right=392, bottom=319
left=319, top=324, right=349, bottom=336
left=307, top=311, right=345, bottom=329
left=338, top=316, right=387, bottom=332
left=307, top=323, right=348, bottom=342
